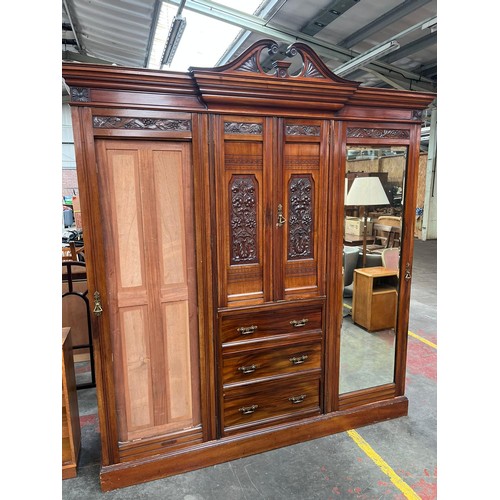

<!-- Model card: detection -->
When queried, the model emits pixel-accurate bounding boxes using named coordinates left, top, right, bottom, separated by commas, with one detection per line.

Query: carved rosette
left=93, top=116, right=191, bottom=131
left=70, top=87, right=90, bottom=102
left=230, top=176, right=258, bottom=265
left=346, top=128, right=410, bottom=139
left=288, top=176, right=314, bottom=260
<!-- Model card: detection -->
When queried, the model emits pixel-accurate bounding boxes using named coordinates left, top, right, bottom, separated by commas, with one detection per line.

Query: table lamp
left=345, top=176, right=390, bottom=267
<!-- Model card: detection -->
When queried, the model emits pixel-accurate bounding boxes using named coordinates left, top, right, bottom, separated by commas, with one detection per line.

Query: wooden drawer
left=222, top=341, right=322, bottom=386
left=219, top=302, right=323, bottom=344
left=222, top=375, right=321, bottom=433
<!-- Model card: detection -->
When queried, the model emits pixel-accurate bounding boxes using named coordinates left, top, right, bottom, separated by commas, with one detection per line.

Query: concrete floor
left=62, top=239, right=437, bottom=500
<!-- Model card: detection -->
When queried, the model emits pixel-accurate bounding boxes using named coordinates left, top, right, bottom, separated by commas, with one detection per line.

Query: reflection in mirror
left=339, top=146, right=407, bottom=395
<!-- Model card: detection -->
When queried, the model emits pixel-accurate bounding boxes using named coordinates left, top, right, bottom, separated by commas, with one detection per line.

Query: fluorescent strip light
left=335, top=40, right=400, bottom=77
left=421, top=17, right=437, bottom=32
left=161, top=15, right=187, bottom=66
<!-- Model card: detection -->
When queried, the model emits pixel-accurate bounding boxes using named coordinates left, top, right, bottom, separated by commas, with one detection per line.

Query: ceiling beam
left=165, top=0, right=353, bottom=62
left=338, top=0, right=432, bottom=48
left=144, top=0, right=164, bottom=68
left=62, top=50, right=116, bottom=65
left=62, top=0, right=83, bottom=53
left=362, top=68, right=433, bottom=92
left=301, top=0, right=360, bottom=36
left=217, top=0, right=287, bottom=65
left=165, top=0, right=435, bottom=85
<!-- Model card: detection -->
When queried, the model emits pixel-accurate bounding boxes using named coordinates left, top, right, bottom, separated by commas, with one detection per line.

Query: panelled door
left=214, top=115, right=329, bottom=308
left=278, top=118, right=329, bottom=301
left=95, top=139, right=201, bottom=444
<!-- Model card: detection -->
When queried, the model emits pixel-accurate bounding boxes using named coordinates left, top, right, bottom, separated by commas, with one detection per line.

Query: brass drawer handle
left=239, top=404, right=258, bottom=415
left=238, top=364, right=257, bottom=374
left=290, top=319, right=309, bottom=328
left=289, top=354, right=308, bottom=365
left=237, top=325, right=258, bottom=335
left=289, top=394, right=307, bottom=404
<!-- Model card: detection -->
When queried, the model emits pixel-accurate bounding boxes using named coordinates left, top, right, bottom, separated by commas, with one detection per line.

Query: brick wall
left=62, top=169, right=79, bottom=198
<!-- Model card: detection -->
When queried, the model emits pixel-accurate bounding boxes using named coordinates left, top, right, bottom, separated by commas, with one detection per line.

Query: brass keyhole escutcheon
left=93, top=291, right=103, bottom=316
left=404, top=263, right=412, bottom=281
left=276, top=203, right=286, bottom=227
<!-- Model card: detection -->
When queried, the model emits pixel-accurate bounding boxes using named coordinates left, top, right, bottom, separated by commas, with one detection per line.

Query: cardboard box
left=345, top=217, right=373, bottom=236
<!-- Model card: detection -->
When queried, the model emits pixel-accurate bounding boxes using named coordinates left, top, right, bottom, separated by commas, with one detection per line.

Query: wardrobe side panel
left=96, top=140, right=201, bottom=443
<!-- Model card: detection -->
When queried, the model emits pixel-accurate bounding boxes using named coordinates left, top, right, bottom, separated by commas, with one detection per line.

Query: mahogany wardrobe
left=62, top=39, right=435, bottom=491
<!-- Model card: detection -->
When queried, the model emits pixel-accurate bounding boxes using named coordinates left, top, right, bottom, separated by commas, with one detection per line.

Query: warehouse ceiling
left=62, top=0, right=437, bottom=97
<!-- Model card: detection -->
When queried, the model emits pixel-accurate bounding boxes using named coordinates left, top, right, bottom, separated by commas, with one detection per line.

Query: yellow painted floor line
left=408, top=330, right=437, bottom=349
left=343, top=303, right=352, bottom=309
left=347, top=429, right=422, bottom=500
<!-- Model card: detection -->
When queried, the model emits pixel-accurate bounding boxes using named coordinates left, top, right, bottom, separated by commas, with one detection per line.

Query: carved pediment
left=189, top=39, right=360, bottom=112
left=190, top=39, right=356, bottom=83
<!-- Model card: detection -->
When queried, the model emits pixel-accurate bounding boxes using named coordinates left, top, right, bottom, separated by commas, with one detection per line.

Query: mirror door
left=339, top=145, right=408, bottom=395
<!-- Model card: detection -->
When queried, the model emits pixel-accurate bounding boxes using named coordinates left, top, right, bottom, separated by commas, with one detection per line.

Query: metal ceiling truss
left=300, top=0, right=360, bottom=36
left=217, top=0, right=288, bottom=65
left=62, top=0, right=83, bottom=53
left=144, top=0, right=164, bottom=67
left=164, top=0, right=435, bottom=91
left=337, top=0, right=433, bottom=48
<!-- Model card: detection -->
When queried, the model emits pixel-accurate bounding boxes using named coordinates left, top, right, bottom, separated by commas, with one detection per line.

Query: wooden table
left=352, top=266, right=398, bottom=332
left=62, top=327, right=81, bottom=479
left=343, top=233, right=375, bottom=246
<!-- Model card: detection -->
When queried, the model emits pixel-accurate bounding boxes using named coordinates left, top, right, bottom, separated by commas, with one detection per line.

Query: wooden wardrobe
left=62, top=39, right=435, bottom=491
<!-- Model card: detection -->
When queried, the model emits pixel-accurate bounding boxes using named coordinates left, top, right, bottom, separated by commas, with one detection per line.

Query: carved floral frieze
left=93, top=116, right=191, bottom=131
left=346, top=128, right=410, bottom=139
left=224, top=122, right=263, bottom=135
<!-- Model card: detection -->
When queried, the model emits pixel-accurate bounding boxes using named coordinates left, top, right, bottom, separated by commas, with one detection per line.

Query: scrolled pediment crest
left=191, top=39, right=355, bottom=84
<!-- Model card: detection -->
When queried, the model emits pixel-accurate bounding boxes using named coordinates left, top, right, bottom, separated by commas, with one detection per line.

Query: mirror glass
left=339, top=145, right=408, bottom=394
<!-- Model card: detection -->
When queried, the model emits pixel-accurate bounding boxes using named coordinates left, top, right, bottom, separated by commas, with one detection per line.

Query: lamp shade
left=345, top=176, right=389, bottom=206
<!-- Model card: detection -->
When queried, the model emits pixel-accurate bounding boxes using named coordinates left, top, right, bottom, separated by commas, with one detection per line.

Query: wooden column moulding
left=62, top=38, right=435, bottom=491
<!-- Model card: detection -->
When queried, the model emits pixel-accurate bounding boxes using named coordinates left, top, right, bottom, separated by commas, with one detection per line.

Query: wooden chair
left=366, top=223, right=393, bottom=252
left=62, top=242, right=78, bottom=261
left=62, top=260, right=95, bottom=389
left=368, top=222, right=401, bottom=255
left=62, top=242, right=85, bottom=262
left=382, top=247, right=400, bottom=270
left=376, top=215, right=402, bottom=228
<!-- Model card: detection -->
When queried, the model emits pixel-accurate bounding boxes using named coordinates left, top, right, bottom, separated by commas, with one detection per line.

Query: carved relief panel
left=215, top=116, right=271, bottom=308
left=280, top=119, right=328, bottom=301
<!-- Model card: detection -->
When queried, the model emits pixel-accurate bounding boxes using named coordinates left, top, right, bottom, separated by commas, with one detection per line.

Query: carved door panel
left=215, top=116, right=273, bottom=308
left=215, top=116, right=328, bottom=307
left=277, top=119, right=328, bottom=300
left=95, top=139, right=201, bottom=444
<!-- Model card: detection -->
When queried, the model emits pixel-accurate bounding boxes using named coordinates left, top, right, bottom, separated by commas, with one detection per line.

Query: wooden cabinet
left=62, top=327, right=81, bottom=479
left=352, top=267, right=398, bottom=331
left=214, top=115, right=328, bottom=307
left=218, top=300, right=323, bottom=436
left=62, top=38, right=435, bottom=491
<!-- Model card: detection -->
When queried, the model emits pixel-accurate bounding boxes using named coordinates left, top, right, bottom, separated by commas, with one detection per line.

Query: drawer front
left=222, top=342, right=322, bottom=385
left=220, top=303, right=323, bottom=344
left=222, top=376, right=321, bottom=431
